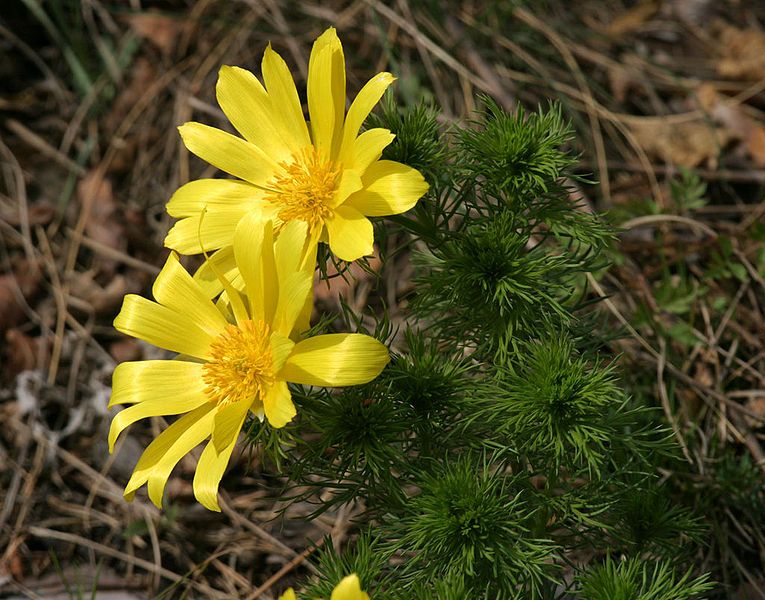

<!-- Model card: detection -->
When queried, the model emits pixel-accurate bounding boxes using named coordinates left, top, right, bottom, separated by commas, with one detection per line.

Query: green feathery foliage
left=241, top=95, right=716, bottom=598
left=388, top=454, right=557, bottom=597
left=575, top=556, right=713, bottom=600
left=301, top=535, right=390, bottom=599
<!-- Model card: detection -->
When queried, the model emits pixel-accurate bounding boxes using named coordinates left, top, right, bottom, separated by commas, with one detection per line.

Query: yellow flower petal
left=308, top=28, right=345, bottom=157
left=274, top=219, right=309, bottom=276
left=114, top=295, right=215, bottom=360
left=277, top=589, right=297, bottom=600
left=124, top=403, right=215, bottom=505
left=263, top=380, right=295, bottom=428
left=293, top=291, right=313, bottom=341
left=273, top=271, right=312, bottom=337
left=281, top=333, right=389, bottom=387
left=345, top=160, right=429, bottom=217
left=347, top=128, right=396, bottom=174
left=330, top=168, right=363, bottom=209
left=339, top=72, right=396, bottom=164
left=109, top=394, right=209, bottom=453
left=108, top=361, right=208, bottom=451
left=164, top=203, right=253, bottom=255
left=261, top=45, right=311, bottom=151
left=331, top=574, right=370, bottom=600
left=166, top=178, right=262, bottom=219
left=146, top=412, right=216, bottom=508
left=325, top=205, right=374, bottom=261
left=216, top=65, right=293, bottom=161
left=192, top=246, right=241, bottom=299
left=152, top=253, right=228, bottom=338
left=233, top=212, right=277, bottom=323
left=178, top=122, right=279, bottom=186
left=109, top=360, right=205, bottom=407
left=211, top=398, right=250, bottom=454
left=193, top=434, right=239, bottom=512
left=270, top=331, right=296, bottom=373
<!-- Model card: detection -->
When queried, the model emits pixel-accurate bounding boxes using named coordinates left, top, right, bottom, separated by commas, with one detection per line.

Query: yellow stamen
left=202, top=320, right=274, bottom=407
left=264, top=147, right=340, bottom=231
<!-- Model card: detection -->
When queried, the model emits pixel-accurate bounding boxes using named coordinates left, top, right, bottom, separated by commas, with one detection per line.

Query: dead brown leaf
left=715, top=23, right=765, bottom=80
left=631, top=119, right=730, bottom=168
left=77, top=171, right=126, bottom=275
left=109, top=338, right=142, bottom=363
left=105, top=57, right=159, bottom=172
left=0, top=202, right=55, bottom=228
left=746, top=127, right=765, bottom=168
left=607, top=64, right=632, bottom=104
left=695, top=83, right=765, bottom=166
left=744, top=395, right=765, bottom=428
left=606, top=0, right=661, bottom=37
left=2, top=329, right=47, bottom=383
left=0, top=260, right=42, bottom=333
left=68, top=270, right=129, bottom=316
left=124, top=12, right=190, bottom=55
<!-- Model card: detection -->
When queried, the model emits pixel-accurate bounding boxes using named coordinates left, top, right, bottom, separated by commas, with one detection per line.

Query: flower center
left=202, top=320, right=274, bottom=407
left=264, top=147, right=340, bottom=231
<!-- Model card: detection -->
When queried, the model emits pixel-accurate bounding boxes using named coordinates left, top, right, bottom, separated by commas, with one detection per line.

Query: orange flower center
left=202, top=320, right=273, bottom=407
left=264, top=147, right=340, bottom=231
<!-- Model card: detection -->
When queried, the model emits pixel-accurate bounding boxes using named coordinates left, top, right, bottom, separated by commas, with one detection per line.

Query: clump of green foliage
left=249, top=97, right=713, bottom=598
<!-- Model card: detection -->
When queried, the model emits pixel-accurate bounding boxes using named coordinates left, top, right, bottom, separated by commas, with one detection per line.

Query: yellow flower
left=164, top=27, right=428, bottom=264
left=278, top=574, right=370, bottom=600
left=108, top=214, right=390, bottom=511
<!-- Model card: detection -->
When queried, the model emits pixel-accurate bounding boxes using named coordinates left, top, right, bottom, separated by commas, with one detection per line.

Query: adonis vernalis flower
left=109, top=214, right=390, bottom=511
left=278, top=574, right=369, bottom=600
left=164, top=27, right=428, bottom=264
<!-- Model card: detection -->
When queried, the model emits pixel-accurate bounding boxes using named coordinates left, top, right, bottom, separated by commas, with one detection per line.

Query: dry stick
left=218, top=494, right=314, bottom=570
left=211, top=557, right=255, bottom=597
left=738, top=197, right=765, bottom=233
left=514, top=8, right=611, bottom=204
left=443, top=16, right=515, bottom=111
left=363, top=0, right=501, bottom=98
left=71, top=228, right=161, bottom=275
left=657, top=338, right=694, bottom=464
left=59, top=74, right=109, bottom=157
left=244, top=539, right=325, bottom=600
left=176, top=5, right=264, bottom=186
left=260, top=0, right=308, bottom=80
left=86, top=435, right=164, bottom=595
left=53, top=57, right=193, bottom=387
left=588, top=273, right=765, bottom=420
left=5, top=119, right=86, bottom=176
left=178, top=0, right=216, bottom=59
left=1, top=440, right=45, bottom=568
left=0, top=432, right=30, bottom=530
left=462, top=11, right=665, bottom=206
left=590, top=159, right=765, bottom=183
left=684, top=282, right=748, bottom=385
left=734, top=248, right=765, bottom=298
left=12, top=414, right=157, bottom=509
left=621, top=214, right=718, bottom=238
left=18, top=415, right=167, bottom=587
left=0, top=222, right=48, bottom=334
left=398, top=0, right=452, bottom=117
left=0, top=23, right=68, bottom=108
left=26, top=527, right=226, bottom=598
left=588, top=273, right=765, bottom=471
left=0, top=136, right=36, bottom=264
left=36, top=228, right=68, bottom=386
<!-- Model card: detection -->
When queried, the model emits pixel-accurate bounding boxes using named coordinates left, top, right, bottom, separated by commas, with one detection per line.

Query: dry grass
left=2, top=0, right=765, bottom=597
